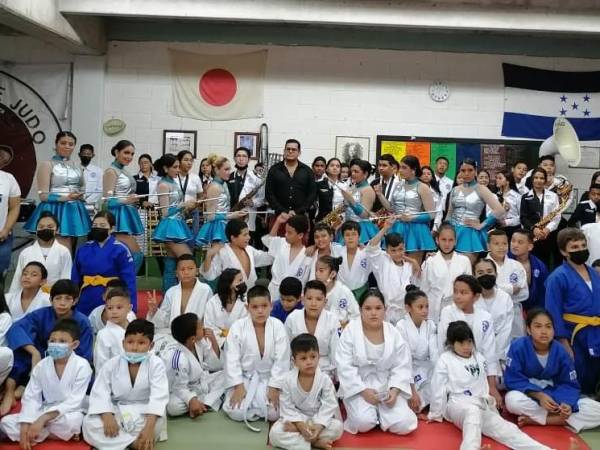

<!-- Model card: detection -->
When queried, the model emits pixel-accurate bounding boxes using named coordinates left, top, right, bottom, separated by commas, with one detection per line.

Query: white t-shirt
left=0, top=171, right=21, bottom=230
left=178, top=173, right=203, bottom=202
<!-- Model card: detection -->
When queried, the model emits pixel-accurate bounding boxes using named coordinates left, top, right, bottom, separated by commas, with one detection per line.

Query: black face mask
left=36, top=229, right=55, bottom=242
left=88, top=227, right=109, bottom=242
left=235, top=164, right=248, bottom=171
left=79, top=155, right=92, bottom=166
left=569, top=249, right=589, bottom=265
left=235, top=282, right=247, bottom=296
left=477, top=274, right=497, bottom=290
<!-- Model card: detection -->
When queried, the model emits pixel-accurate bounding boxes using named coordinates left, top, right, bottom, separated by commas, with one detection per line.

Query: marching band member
left=339, top=159, right=379, bottom=245
left=376, top=155, right=436, bottom=261
left=419, top=223, right=472, bottom=323
left=103, top=140, right=145, bottom=272
left=196, top=154, right=246, bottom=246
left=177, top=150, right=203, bottom=237
left=511, top=160, right=529, bottom=195
left=447, top=158, right=504, bottom=263
left=420, top=165, right=443, bottom=232
left=492, top=169, right=522, bottom=239
left=370, top=154, right=400, bottom=213
left=25, top=131, right=91, bottom=251
left=568, top=183, right=600, bottom=227
left=434, top=156, right=453, bottom=203
left=238, top=159, right=266, bottom=247
left=335, top=289, right=418, bottom=436
left=79, top=144, right=102, bottom=216
left=315, top=158, right=347, bottom=224
left=152, top=154, right=197, bottom=292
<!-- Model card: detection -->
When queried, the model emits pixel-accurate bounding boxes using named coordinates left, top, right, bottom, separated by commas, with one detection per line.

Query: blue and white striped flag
left=501, top=63, right=600, bottom=140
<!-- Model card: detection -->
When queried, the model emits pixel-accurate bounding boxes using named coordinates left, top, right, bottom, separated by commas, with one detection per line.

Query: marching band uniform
left=196, top=177, right=230, bottom=246
left=491, top=188, right=522, bottom=237
left=567, top=199, right=599, bottom=227
left=340, top=181, right=379, bottom=245
left=520, top=188, right=560, bottom=267
left=449, top=181, right=495, bottom=253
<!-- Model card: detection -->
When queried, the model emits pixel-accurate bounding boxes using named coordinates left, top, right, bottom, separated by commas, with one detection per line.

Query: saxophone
left=533, top=179, right=572, bottom=241
left=319, top=202, right=346, bottom=230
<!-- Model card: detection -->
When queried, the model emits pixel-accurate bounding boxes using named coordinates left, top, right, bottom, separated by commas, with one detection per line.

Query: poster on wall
left=162, top=130, right=197, bottom=156
left=376, top=135, right=541, bottom=186
left=335, top=136, right=371, bottom=164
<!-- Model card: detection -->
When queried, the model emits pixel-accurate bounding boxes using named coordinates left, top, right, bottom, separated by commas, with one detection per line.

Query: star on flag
left=559, top=94, right=592, bottom=117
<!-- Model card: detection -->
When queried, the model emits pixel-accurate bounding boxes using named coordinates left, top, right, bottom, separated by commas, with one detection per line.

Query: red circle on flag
left=199, top=69, right=237, bottom=106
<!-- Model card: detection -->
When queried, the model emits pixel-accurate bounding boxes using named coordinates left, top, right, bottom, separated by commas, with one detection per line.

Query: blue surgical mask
left=123, top=351, right=149, bottom=364
left=47, top=342, right=71, bottom=360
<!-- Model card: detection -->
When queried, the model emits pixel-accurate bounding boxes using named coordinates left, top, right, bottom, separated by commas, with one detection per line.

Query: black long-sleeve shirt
left=265, top=160, right=317, bottom=215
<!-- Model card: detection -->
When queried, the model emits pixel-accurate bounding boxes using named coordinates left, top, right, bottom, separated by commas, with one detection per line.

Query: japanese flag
left=169, top=49, right=267, bottom=121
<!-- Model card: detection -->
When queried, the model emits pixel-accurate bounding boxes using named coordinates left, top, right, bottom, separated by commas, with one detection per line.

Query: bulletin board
left=376, top=135, right=541, bottom=184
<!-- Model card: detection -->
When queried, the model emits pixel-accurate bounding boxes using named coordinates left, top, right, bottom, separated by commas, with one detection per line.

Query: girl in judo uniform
left=196, top=154, right=247, bottom=246
left=151, top=154, right=199, bottom=292
left=0, top=292, right=13, bottom=400
left=395, top=285, right=438, bottom=414
left=335, top=288, right=418, bottom=436
left=0, top=319, right=92, bottom=447
left=24, top=131, right=91, bottom=251
left=71, top=211, right=137, bottom=315
left=447, top=158, right=505, bottom=263
left=505, top=309, right=600, bottom=432
left=428, top=321, right=552, bottom=450
left=375, top=155, right=437, bottom=261
left=103, top=140, right=145, bottom=273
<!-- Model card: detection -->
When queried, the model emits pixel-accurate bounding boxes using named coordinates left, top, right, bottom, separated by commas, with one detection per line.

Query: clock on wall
left=429, top=81, right=450, bottom=102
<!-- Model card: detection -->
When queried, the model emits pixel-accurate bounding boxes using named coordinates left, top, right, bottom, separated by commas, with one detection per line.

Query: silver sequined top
left=49, top=158, right=84, bottom=194
left=108, top=164, right=135, bottom=195
left=345, top=186, right=363, bottom=221
left=450, top=187, right=485, bottom=225
left=390, top=181, right=423, bottom=215
left=212, top=180, right=231, bottom=213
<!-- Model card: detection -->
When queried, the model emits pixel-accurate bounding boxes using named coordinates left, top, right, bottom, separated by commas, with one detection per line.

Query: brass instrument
left=319, top=202, right=346, bottom=230
left=533, top=179, right=572, bottom=241
left=231, top=178, right=265, bottom=211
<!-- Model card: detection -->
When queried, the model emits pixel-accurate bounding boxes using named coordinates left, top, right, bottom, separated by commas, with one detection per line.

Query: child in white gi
left=313, top=255, right=359, bottom=328
left=0, top=319, right=92, bottom=447
left=262, top=213, right=309, bottom=300
left=269, top=334, right=343, bottom=450
left=223, top=285, right=290, bottom=428
left=335, top=289, right=417, bottom=435
left=285, top=280, right=339, bottom=378
left=396, top=285, right=438, bottom=414
left=88, top=278, right=136, bottom=334
left=334, top=221, right=371, bottom=302
left=0, top=293, right=13, bottom=387
left=5, top=262, right=50, bottom=320
left=162, top=312, right=224, bottom=417
left=147, top=254, right=212, bottom=334
left=94, top=287, right=132, bottom=369
left=82, top=319, right=169, bottom=450
left=366, top=220, right=420, bottom=324
left=487, top=229, right=528, bottom=337
left=428, top=321, right=551, bottom=450
left=419, top=222, right=472, bottom=323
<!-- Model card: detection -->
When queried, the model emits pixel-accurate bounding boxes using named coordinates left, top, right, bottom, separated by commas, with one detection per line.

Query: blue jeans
left=0, top=233, right=14, bottom=274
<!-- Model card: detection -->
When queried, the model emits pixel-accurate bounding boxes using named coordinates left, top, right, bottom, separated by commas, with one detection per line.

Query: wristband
left=483, top=214, right=496, bottom=228
left=350, top=203, right=365, bottom=215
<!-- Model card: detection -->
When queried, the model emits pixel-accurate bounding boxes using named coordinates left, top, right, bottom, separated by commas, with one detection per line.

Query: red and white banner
left=169, top=49, right=267, bottom=121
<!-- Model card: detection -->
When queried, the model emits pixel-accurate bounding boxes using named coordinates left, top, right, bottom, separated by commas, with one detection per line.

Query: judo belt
left=81, top=275, right=118, bottom=290
left=41, top=284, right=51, bottom=294
left=243, top=372, right=267, bottom=433
left=351, top=284, right=368, bottom=303
left=563, top=313, right=600, bottom=345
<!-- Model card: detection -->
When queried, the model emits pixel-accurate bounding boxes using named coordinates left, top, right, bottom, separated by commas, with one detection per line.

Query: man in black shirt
left=265, top=138, right=317, bottom=219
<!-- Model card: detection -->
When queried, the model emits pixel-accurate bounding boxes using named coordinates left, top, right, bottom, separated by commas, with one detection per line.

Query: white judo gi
left=88, top=305, right=137, bottom=334
left=222, top=316, right=290, bottom=423
left=396, top=316, right=439, bottom=410
left=285, top=309, right=339, bottom=377
left=335, top=319, right=418, bottom=435
left=82, top=354, right=169, bottom=450
left=333, top=246, right=371, bottom=293
left=262, top=235, right=308, bottom=300
left=0, top=353, right=92, bottom=443
left=490, top=255, right=529, bottom=338
left=147, top=280, right=212, bottom=334
left=203, top=294, right=249, bottom=352
left=475, top=288, right=514, bottom=363
left=325, top=280, right=360, bottom=325
left=438, top=303, right=500, bottom=377
left=0, top=311, right=12, bottom=385
left=5, top=289, right=51, bottom=320
left=94, top=321, right=126, bottom=370
left=269, top=367, right=343, bottom=450
left=8, top=240, right=72, bottom=293
left=419, top=251, right=472, bottom=323
left=161, top=340, right=225, bottom=415
left=366, top=245, right=415, bottom=324
left=428, top=351, right=550, bottom=450
left=200, top=243, right=273, bottom=290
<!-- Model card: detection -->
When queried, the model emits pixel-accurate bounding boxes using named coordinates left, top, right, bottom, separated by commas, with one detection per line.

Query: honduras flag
left=502, top=63, right=600, bottom=140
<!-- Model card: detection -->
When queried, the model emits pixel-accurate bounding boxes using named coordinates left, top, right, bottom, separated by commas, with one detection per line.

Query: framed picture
left=335, top=136, right=371, bottom=165
left=571, top=145, right=600, bottom=169
left=234, top=132, right=260, bottom=160
left=163, top=130, right=197, bottom=156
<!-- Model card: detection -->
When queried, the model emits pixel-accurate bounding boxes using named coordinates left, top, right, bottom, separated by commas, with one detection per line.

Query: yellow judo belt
left=563, top=313, right=600, bottom=345
left=81, top=275, right=118, bottom=290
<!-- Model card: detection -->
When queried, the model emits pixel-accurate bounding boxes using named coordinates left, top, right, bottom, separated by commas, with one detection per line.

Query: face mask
left=47, top=342, right=71, bottom=360
left=123, top=351, right=149, bottom=364
left=235, top=163, right=248, bottom=171
left=477, top=274, right=496, bottom=290
left=569, top=249, right=589, bottom=265
left=88, top=227, right=109, bottom=242
left=36, top=229, right=55, bottom=242
left=235, top=282, right=247, bottom=296
left=79, top=155, right=92, bottom=166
